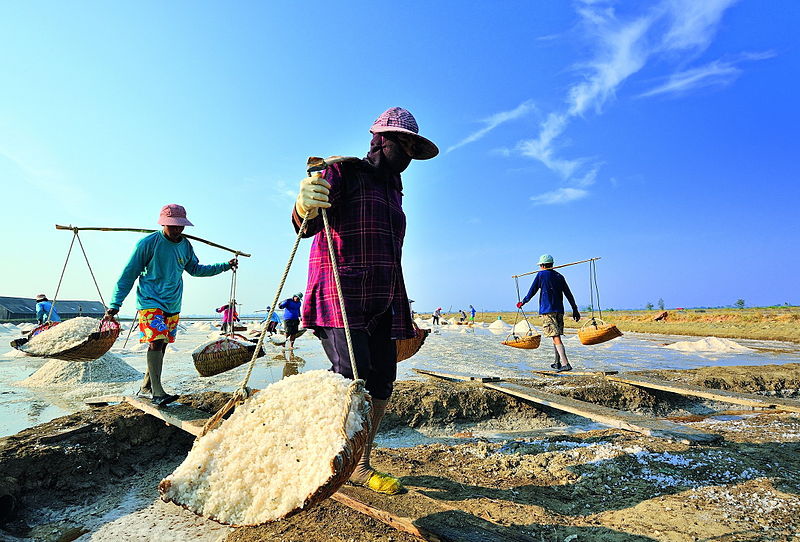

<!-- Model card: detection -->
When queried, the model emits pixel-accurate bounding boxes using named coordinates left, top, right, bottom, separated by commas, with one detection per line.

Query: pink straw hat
left=370, top=107, right=439, bottom=160
left=158, top=204, right=194, bottom=226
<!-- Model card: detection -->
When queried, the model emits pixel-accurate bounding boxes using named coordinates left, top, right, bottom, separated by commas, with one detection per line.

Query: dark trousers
left=315, top=311, right=396, bottom=400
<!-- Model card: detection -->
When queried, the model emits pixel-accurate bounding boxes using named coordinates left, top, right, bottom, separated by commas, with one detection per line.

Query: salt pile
left=19, top=352, right=141, bottom=387
left=513, top=320, right=536, bottom=334
left=160, top=370, right=368, bottom=525
left=23, top=317, right=101, bottom=356
left=191, top=322, right=216, bottom=332
left=192, top=336, right=253, bottom=355
left=664, top=337, right=753, bottom=353
left=488, top=319, right=510, bottom=331
left=17, top=323, right=36, bottom=332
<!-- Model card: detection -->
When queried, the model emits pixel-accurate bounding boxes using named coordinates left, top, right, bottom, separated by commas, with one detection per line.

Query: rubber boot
left=555, top=343, right=572, bottom=371
left=550, top=345, right=561, bottom=370
left=146, top=349, right=166, bottom=397
left=139, top=371, right=152, bottom=396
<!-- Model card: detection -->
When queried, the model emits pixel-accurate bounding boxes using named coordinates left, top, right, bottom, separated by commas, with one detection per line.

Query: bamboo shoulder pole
left=54, top=225, right=251, bottom=257
left=512, top=257, right=601, bottom=278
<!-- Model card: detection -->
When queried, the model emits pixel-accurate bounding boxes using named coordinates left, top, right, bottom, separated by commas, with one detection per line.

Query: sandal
left=152, top=394, right=179, bottom=407
left=351, top=470, right=405, bottom=495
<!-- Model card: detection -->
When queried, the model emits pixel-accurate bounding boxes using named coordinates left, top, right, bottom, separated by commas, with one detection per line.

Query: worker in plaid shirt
left=292, top=107, right=438, bottom=495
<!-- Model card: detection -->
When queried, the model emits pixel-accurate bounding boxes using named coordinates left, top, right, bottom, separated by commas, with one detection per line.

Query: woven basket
left=502, top=332, right=542, bottom=349
left=578, top=318, right=623, bottom=345
left=158, top=388, right=372, bottom=526
left=193, top=335, right=266, bottom=377
left=15, top=319, right=121, bottom=362
left=395, top=323, right=430, bottom=363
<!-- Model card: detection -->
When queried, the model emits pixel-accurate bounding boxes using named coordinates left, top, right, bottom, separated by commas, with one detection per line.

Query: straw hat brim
left=371, top=126, right=439, bottom=160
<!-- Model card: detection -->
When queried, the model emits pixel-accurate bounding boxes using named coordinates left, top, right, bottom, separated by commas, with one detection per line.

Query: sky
left=1, top=0, right=798, bottom=316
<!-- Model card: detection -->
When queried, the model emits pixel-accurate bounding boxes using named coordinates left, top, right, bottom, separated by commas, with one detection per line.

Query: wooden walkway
left=484, top=381, right=720, bottom=445
left=414, top=369, right=501, bottom=383
left=606, top=374, right=800, bottom=413
left=85, top=395, right=208, bottom=437
left=532, top=369, right=619, bottom=377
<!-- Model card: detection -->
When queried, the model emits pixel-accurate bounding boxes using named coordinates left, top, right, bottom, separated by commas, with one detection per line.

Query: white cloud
left=447, top=100, right=536, bottom=153
left=530, top=187, right=589, bottom=205
left=639, top=51, right=776, bottom=98
left=661, top=0, right=740, bottom=52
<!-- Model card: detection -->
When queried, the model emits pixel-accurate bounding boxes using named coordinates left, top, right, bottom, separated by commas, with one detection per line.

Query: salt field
left=1, top=318, right=799, bottom=438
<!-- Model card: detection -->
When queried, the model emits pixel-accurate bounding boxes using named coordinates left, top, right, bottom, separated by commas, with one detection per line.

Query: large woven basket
left=395, top=323, right=430, bottom=363
left=193, top=335, right=266, bottom=377
left=158, top=388, right=372, bottom=526
left=13, top=319, right=121, bottom=362
left=578, top=318, right=623, bottom=345
left=502, top=332, right=542, bottom=349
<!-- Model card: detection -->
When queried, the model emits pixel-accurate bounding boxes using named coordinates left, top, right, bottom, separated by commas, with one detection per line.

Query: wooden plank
left=607, top=374, right=800, bottom=413
left=484, top=381, right=721, bottom=445
left=414, top=369, right=501, bottom=383
left=84, top=395, right=210, bottom=437
left=331, top=490, right=445, bottom=541
left=532, top=370, right=619, bottom=377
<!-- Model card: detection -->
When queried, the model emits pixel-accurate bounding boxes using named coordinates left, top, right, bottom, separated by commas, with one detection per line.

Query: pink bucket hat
left=158, top=204, right=194, bottom=227
left=370, top=107, right=439, bottom=160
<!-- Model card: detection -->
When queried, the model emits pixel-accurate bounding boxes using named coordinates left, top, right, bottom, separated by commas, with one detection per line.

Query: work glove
left=228, top=258, right=238, bottom=270
left=104, top=308, right=119, bottom=321
left=295, top=172, right=331, bottom=219
left=516, top=301, right=524, bottom=309
left=572, top=309, right=581, bottom=322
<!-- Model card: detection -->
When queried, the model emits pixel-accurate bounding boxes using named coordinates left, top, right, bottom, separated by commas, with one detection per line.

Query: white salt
left=18, top=352, right=141, bottom=387
left=664, top=337, right=752, bottom=353
left=24, top=317, right=103, bottom=356
left=161, top=370, right=368, bottom=525
left=192, top=337, right=253, bottom=356
left=488, top=319, right=510, bottom=331
left=512, top=320, right=536, bottom=334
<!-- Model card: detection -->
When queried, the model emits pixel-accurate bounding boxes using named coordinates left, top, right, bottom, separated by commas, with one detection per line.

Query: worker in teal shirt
left=104, top=204, right=237, bottom=406
left=35, top=294, right=61, bottom=324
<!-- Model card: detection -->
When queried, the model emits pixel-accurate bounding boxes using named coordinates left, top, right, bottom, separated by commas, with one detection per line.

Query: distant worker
left=278, top=293, right=303, bottom=349
left=104, top=204, right=237, bottom=406
left=34, top=294, right=61, bottom=325
left=459, top=309, right=467, bottom=323
left=517, top=254, right=580, bottom=372
left=469, top=305, right=476, bottom=323
left=262, top=305, right=282, bottom=333
left=215, top=301, right=239, bottom=333
left=433, top=307, right=442, bottom=325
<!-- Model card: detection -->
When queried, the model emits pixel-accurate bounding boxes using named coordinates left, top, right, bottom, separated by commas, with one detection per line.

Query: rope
left=225, top=266, right=238, bottom=336
left=592, top=259, right=603, bottom=321
left=509, top=276, right=534, bottom=340
left=48, top=229, right=78, bottom=323
left=75, top=230, right=108, bottom=309
left=586, top=259, right=604, bottom=328
left=122, top=311, right=138, bottom=349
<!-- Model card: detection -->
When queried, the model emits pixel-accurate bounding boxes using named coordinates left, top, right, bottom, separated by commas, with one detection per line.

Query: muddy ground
left=1, top=365, right=799, bottom=541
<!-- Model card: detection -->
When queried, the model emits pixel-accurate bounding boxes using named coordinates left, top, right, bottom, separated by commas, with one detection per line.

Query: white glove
left=295, top=173, right=331, bottom=219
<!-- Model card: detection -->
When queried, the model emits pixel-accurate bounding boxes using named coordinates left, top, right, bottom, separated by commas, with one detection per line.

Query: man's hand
left=104, top=308, right=119, bottom=321
left=229, top=258, right=238, bottom=270
left=516, top=301, right=524, bottom=309
left=295, top=173, right=331, bottom=219
left=572, top=309, right=581, bottom=322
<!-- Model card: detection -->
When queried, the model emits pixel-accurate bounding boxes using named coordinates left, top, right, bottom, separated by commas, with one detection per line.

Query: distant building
left=0, top=296, right=106, bottom=322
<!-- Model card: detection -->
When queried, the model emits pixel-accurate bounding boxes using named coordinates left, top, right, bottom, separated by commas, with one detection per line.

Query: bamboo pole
left=55, top=225, right=251, bottom=257
left=511, top=257, right=601, bottom=278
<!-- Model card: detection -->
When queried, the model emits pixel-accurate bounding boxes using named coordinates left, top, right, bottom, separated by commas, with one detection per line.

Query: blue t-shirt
left=110, top=232, right=230, bottom=313
left=522, top=269, right=577, bottom=315
left=35, top=301, right=61, bottom=323
left=279, top=298, right=302, bottom=321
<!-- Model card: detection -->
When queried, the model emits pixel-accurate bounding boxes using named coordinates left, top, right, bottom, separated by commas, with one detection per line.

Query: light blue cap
left=538, top=254, right=554, bottom=265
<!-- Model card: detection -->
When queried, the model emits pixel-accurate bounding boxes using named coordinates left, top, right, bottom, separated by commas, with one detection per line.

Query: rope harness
left=508, top=275, right=536, bottom=340
left=586, top=258, right=603, bottom=328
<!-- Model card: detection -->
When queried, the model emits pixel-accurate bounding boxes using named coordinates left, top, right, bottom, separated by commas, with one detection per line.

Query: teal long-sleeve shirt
left=109, top=232, right=231, bottom=313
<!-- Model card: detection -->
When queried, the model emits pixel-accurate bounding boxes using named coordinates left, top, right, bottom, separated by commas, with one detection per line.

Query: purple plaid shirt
left=292, top=160, right=414, bottom=340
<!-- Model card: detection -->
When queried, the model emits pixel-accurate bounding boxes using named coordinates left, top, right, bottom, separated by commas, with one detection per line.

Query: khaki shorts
left=540, top=313, right=564, bottom=337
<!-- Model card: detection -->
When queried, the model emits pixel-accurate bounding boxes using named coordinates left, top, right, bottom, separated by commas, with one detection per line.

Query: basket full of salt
left=158, top=370, right=371, bottom=526
left=12, top=317, right=121, bottom=362
left=577, top=318, right=623, bottom=345
left=192, top=335, right=266, bottom=377
left=501, top=331, right=542, bottom=349
left=395, top=322, right=430, bottom=363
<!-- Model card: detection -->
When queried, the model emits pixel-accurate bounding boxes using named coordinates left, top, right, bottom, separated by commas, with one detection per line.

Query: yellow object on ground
left=358, top=470, right=404, bottom=495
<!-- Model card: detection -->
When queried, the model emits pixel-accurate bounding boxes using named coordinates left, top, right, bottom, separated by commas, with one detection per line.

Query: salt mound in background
left=160, top=370, right=367, bottom=525
left=19, top=352, right=141, bottom=387
left=488, top=320, right=510, bottom=331
left=664, top=337, right=752, bottom=353
left=191, top=322, right=216, bottom=332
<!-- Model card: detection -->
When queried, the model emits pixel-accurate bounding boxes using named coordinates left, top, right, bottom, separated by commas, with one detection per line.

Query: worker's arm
left=520, top=275, right=541, bottom=305
left=184, top=244, right=233, bottom=277
left=563, top=279, right=580, bottom=322
left=109, top=237, right=153, bottom=310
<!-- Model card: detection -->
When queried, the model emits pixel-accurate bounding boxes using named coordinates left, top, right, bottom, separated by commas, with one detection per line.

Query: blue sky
left=1, top=1, right=798, bottom=316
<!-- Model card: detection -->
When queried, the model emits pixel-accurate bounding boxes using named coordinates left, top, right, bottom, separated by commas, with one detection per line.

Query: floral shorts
left=138, top=308, right=180, bottom=343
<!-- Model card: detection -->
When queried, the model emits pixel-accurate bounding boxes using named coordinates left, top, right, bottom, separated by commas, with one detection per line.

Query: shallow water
left=1, top=320, right=799, bottom=438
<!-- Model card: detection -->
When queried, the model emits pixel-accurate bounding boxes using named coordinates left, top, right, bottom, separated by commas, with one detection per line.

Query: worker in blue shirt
left=35, top=294, right=61, bottom=325
left=278, top=293, right=303, bottom=349
left=517, top=254, right=580, bottom=372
